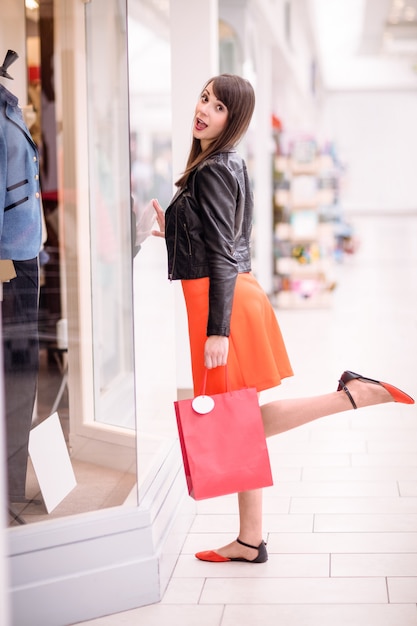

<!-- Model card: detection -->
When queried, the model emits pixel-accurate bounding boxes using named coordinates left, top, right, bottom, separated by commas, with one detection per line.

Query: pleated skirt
left=182, top=273, right=293, bottom=396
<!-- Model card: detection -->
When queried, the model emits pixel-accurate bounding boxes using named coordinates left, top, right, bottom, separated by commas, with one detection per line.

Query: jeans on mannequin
left=2, top=257, right=39, bottom=501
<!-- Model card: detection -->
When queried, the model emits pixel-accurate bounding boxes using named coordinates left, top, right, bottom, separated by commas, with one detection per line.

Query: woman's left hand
left=151, top=198, right=166, bottom=238
left=204, top=335, right=229, bottom=369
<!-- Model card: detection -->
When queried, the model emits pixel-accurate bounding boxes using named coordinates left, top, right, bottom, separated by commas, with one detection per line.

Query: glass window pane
left=85, top=0, right=136, bottom=430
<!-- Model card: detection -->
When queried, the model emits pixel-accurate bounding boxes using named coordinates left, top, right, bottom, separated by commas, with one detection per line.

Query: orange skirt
left=182, top=273, right=293, bottom=395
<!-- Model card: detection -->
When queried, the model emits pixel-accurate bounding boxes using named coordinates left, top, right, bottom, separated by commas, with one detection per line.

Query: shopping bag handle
left=192, top=366, right=229, bottom=415
left=200, top=366, right=229, bottom=395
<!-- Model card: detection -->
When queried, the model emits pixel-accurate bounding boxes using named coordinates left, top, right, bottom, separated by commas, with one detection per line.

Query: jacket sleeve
left=194, top=161, right=240, bottom=336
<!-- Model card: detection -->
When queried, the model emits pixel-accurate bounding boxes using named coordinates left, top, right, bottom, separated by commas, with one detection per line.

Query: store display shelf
left=272, top=137, right=341, bottom=309
left=276, top=258, right=333, bottom=275
left=274, top=288, right=333, bottom=309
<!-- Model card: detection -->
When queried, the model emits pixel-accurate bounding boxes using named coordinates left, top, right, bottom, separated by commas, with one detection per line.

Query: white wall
left=319, top=90, right=417, bottom=213
left=269, top=0, right=322, bottom=135
left=170, top=0, right=219, bottom=391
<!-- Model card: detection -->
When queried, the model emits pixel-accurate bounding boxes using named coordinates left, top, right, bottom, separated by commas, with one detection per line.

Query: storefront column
left=253, top=39, right=274, bottom=294
left=170, top=0, right=219, bottom=392
left=219, top=0, right=275, bottom=294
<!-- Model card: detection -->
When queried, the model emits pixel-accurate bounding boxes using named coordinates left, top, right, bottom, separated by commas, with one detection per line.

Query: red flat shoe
left=195, top=538, right=268, bottom=563
left=195, top=550, right=230, bottom=562
left=338, top=370, right=415, bottom=409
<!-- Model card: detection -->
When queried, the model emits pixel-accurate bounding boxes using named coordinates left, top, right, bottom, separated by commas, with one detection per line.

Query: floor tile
left=78, top=605, right=224, bottom=626
left=199, top=576, right=387, bottom=604
left=369, top=441, right=417, bottom=453
left=303, top=467, right=417, bottom=482
left=161, top=577, right=205, bottom=603
left=196, top=494, right=292, bottom=515
left=331, top=553, right=417, bottom=577
left=291, top=496, right=417, bottom=515
left=388, top=577, right=417, bottom=603
left=314, top=513, right=417, bottom=532
left=267, top=532, right=417, bottom=554
left=274, top=480, right=398, bottom=497
left=190, top=513, right=313, bottom=534
left=352, top=452, right=417, bottom=468
left=266, top=453, right=351, bottom=468
left=399, top=483, right=417, bottom=496
left=222, top=603, right=417, bottom=626
left=267, top=439, right=366, bottom=454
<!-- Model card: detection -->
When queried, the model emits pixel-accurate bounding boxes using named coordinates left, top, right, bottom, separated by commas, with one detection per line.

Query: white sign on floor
left=28, top=412, right=77, bottom=513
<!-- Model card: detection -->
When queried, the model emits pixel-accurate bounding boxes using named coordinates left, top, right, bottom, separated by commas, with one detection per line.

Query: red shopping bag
left=174, top=370, right=273, bottom=500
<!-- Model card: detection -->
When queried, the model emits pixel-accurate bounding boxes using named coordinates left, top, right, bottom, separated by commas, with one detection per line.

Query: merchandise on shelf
left=272, top=135, right=345, bottom=309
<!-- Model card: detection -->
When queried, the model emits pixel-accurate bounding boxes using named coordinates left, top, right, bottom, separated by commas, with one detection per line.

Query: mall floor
left=78, top=213, right=417, bottom=626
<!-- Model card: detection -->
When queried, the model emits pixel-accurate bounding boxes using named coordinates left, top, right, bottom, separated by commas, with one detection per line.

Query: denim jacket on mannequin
left=0, top=82, right=42, bottom=260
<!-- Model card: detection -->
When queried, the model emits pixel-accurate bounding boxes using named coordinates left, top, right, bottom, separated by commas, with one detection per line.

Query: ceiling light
left=25, top=0, right=39, bottom=9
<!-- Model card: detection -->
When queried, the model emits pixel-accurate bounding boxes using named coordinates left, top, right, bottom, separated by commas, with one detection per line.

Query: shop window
left=6, top=0, right=138, bottom=526
left=85, top=0, right=136, bottom=430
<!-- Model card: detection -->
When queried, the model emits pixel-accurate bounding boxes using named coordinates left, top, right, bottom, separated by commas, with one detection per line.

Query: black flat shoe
left=338, top=370, right=415, bottom=409
left=231, top=538, right=268, bottom=563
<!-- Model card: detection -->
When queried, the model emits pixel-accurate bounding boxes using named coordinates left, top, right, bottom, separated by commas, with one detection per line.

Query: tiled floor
left=78, top=214, right=417, bottom=626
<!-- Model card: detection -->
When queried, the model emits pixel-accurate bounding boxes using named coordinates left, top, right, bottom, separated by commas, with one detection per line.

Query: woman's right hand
left=204, top=335, right=229, bottom=369
left=151, top=198, right=165, bottom=238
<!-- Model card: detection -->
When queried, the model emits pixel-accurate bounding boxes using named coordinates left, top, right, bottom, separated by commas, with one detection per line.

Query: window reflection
left=85, top=0, right=136, bottom=429
left=128, top=13, right=172, bottom=216
left=128, top=4, right=178, bottom=490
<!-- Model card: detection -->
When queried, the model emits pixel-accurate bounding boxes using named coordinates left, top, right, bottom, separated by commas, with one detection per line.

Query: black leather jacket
left=165, top=150, right=253, bottom=337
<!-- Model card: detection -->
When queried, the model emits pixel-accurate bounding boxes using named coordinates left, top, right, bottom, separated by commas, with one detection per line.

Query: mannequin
left=0, top=50, right=42, bottom=504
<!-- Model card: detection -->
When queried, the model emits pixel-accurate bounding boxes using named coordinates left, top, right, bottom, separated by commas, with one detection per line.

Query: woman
left=152, top=74, right=414, bottom=563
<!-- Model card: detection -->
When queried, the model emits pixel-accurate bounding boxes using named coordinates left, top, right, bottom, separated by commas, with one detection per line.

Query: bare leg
left=204, top=378, right=393, bottom=560
left=262, top=379, right=392, bottom=438
left=212, top=490, right=263, bottom=560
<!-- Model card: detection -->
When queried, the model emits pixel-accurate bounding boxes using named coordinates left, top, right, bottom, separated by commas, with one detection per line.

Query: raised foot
left=338, top=370, right=415, bottom=410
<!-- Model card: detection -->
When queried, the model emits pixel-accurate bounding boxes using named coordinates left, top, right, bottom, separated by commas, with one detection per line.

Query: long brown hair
left=175, top=74, right=255, bottom=188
